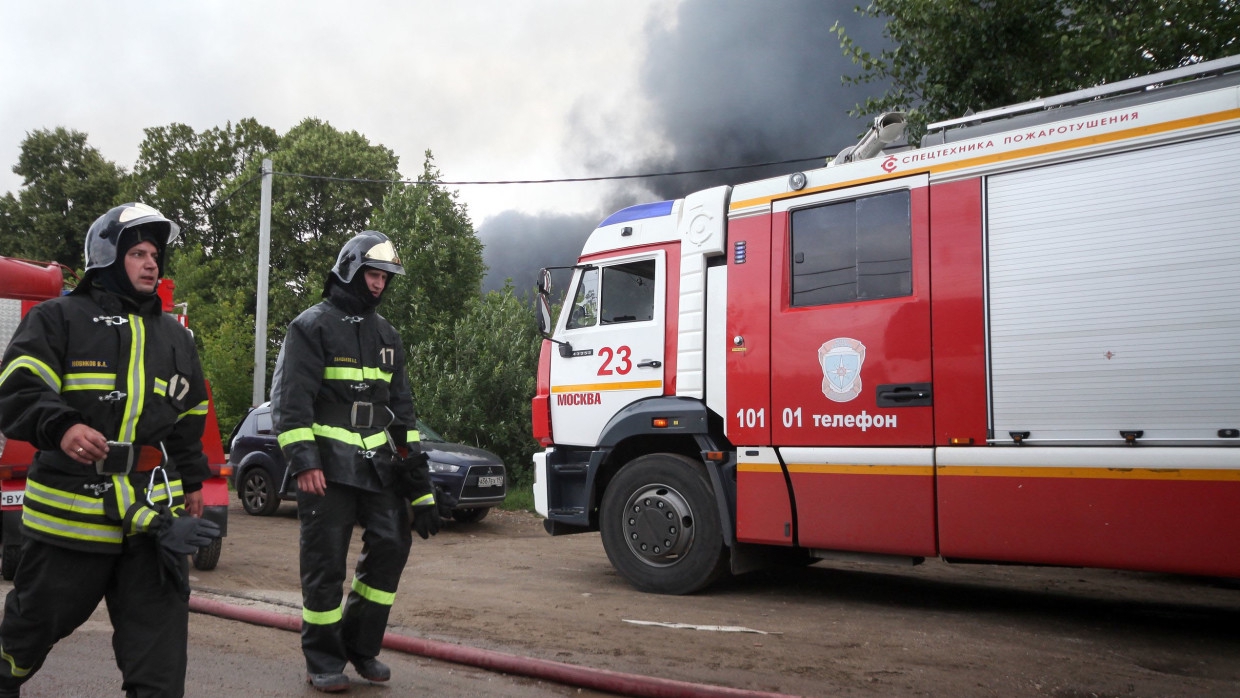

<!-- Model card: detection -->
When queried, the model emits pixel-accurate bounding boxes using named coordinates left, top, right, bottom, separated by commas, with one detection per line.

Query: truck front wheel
left=192, top=536, right=222, bottom=571
left=599, top=454, right=728, bottom=595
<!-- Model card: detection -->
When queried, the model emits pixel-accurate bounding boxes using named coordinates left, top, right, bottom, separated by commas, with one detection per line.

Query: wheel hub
left=620, top=483, right=694, bottom=567
left=243, top=474, right=270, bottom=509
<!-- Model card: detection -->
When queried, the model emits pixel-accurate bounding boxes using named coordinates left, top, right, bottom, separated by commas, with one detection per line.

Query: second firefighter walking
left=270, top=231, right=445, bottom=693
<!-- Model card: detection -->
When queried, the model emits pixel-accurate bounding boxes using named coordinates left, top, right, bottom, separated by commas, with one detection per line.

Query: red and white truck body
left=0, top=255, right=231, bottom=579
left=531, top=57, right=1240, bottom=594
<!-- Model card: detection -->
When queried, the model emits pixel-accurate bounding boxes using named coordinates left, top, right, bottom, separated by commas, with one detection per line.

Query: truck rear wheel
left=599, top=453, right=728, bottom=595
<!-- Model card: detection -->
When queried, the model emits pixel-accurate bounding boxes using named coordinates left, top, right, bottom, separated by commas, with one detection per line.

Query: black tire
left=451, top=507, right=490, bottom=524
left=1, top=544, right=20, bottom=581
left=599, top=453, right=729, bottom=595
left=192, top=536, right=222, bottom=571
left=239, top=467, right=280, bottom=516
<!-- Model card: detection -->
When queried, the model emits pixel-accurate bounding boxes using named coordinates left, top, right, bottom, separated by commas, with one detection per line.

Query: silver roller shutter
left=986, top=132, right=1240, bottom=444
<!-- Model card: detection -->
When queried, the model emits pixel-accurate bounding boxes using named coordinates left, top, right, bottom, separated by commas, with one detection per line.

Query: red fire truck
left=0, top=254, right=230, bottom=579
left=531, top=56, right=1240, bottom=594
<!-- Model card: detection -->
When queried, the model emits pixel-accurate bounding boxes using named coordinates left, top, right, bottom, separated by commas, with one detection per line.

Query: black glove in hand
left=395, top=451, right=432, bottom=500
left=412, top=500, right=441, bottom=540
left=159, top=515, right=222, bottom=554
left=397, top=448, right=441, bottom=539
left=153, top=511, right=222, bottom=598
left=435, top=485, right=458, bottom=520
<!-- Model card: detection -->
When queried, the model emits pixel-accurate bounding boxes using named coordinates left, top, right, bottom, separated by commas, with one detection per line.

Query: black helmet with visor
left=84, top=202, right=180, bottom=275
left=330, top=231, right=405, bottom=283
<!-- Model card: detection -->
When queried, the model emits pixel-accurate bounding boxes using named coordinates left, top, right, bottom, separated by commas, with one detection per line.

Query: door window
left=565, top=260, right=656, bottom=329
left=566, top=268, right=598, bottom=329
left=790, top=190, right=912, bottom=307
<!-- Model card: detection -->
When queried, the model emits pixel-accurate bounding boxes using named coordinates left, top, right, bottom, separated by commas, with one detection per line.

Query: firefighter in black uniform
left=271, top=231, right=441, bottom=693
left=0, top=202, right=221, bottom=698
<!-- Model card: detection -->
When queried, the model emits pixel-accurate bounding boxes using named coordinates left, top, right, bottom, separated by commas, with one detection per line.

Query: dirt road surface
left=8, top=499, right=1240, bottom=697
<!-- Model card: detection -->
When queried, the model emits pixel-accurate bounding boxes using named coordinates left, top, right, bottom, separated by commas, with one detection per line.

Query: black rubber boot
left=351, top=657, right=391, bottom=683
left=306, top=672, right=349, bottom=692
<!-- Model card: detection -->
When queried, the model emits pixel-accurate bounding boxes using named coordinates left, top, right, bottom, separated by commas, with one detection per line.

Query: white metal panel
left=986, top=132, right=1240, bottom=443
left=675, top=186, right=728, bottom=399
left=0, top=299, right=22, bottom=355
left=581, top=200, right=681, bottom=257
left=771, top=175, right=928, bottom=213
left=676, top=254, right=707, bottom=399
left=532, top=450, right=550, bottom=517
left=705, top=265, right=727, bottom=423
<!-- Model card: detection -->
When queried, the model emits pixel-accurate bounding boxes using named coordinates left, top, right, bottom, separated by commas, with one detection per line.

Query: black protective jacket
left=0, top=285, right=211, bottom=553
left=270, top=284, right=419, bottom=491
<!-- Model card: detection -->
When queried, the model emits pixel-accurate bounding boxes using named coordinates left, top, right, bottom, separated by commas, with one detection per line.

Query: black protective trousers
left=297, top=482, right=412, bottom=675
left=0, top=536, right=189, bottom=697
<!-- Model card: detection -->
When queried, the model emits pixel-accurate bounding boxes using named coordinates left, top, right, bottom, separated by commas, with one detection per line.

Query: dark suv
left=227, top=402, right=506, bottom=523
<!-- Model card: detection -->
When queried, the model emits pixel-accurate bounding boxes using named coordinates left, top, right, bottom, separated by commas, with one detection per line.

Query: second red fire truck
left=531, top=57, right=1240, bottom=594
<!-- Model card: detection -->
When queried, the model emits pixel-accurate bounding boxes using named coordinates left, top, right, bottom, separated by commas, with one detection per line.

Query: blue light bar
left=597, top=200, right=675, bottom=227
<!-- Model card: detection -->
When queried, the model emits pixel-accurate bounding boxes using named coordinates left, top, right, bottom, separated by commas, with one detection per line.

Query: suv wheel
left=239, top=467, right=281, bottom=516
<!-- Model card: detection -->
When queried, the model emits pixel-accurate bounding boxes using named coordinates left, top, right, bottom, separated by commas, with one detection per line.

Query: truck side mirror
left=536, top=294, right=552, bottom=336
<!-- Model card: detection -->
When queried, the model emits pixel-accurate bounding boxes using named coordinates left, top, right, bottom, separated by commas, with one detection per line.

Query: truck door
left=762, top=175, right=937, bottom=555
left=769, top=176, right=932, bottom=446
left=548, top=251, right=666, bottom=447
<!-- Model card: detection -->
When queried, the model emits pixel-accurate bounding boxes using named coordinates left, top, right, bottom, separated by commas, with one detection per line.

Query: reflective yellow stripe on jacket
left=22, top=480, right=123, bottom=545
left=63, top=372, right=117, bottom=391
left=117, top=314, right=145, bottom=443
left=278, top=425, right=411, bottom=451
left=0, top=355, right=62, bottom=392
left=322, top=366, right=392, bottom=383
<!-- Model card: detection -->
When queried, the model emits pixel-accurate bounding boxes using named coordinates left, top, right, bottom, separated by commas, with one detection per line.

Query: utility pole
left=252, top=158, right=272, bottom=406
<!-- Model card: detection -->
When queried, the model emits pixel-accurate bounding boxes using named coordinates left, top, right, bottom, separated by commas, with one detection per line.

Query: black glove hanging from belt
left=152, top=507, right=222, bottom=598
left=395, top=447, right=441, bottom=539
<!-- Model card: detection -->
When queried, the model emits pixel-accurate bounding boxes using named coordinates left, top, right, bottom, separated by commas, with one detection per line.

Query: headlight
left=427, top=461, right=460, bottom=474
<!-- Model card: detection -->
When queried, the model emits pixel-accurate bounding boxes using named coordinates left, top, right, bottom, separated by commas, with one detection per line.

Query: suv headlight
left=427, top=461, right=460, bottom=474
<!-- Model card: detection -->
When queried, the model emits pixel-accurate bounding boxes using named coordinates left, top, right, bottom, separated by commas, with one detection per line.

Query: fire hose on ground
left=189, top=595, right=800, bottom=698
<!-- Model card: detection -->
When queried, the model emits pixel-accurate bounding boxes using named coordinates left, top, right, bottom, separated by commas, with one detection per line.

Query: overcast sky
left=0, top=0, right=888, bottom=292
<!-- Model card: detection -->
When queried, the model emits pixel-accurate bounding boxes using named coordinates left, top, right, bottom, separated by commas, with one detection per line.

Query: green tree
left=126, top=117, right=400, bottom=428
left=259, top=118, right=401, bottom=346
left=404, top=283, right=543, bottom=486
left=197, top=118, right=398, bottom=423
left=0, top=127, right=123, bottom=267
left=833, top=0, right=1240, bottom=142
left=371, top=152, right=486, bottom=335
left=124, top=119, right=279, bottom=431
left=194, top=288, right=257, bottom=432
left=123, top=119, right=279, bottom=256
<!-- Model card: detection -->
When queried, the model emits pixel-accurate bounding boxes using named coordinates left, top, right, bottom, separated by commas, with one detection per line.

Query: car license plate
left=0, top=490, right=23, bottom=507
left=477, top=476, right=504, bottom=487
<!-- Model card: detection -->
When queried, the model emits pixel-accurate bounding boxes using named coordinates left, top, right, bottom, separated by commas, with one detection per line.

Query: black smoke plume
left=479, top=0, right=889, bottom=295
